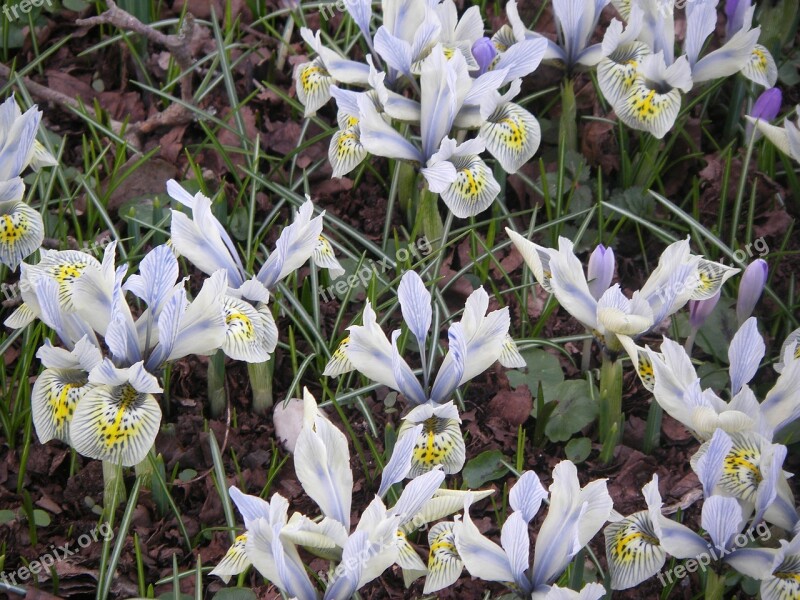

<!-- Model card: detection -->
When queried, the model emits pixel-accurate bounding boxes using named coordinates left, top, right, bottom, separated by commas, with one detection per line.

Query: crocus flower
left=746, top=87, right=782, bottom=140
left=0, top=94, right=57, bottom=270
left=324, top=270, right=524, bottom=475
left=688, top=289, right=720, bottom=329
left=472, top=36, right=497, bottom=75
left=453, top=461, right=613, bottom=597
left=736, top=258, right=768, bottom=324
left=587, top=244, right=615, bottom=300
left=748, top=104, right=800, bottom=163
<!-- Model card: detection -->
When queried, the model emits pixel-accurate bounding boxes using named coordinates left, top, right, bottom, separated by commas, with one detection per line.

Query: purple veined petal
left=122, top=245, right=179, bottom=317
left=420, top=46, right=460, bottom=160
left=322, top=531, right=369, bottom=600
left=390, top=330, right=427, bottom=405
left=430, top=322, right=467, bottom=403
left=343, top=0, right=372, bottom=45
left=500, top=511, right=533, bottom=593
left=509, top=471, right=547, bottom=523
left=377, top=423, right=424, bottom=496
left=701, top=495, right=744, bottom=552
left=374, top=26, right=414, bottom=75
left=684, top=2, right=717, bottom=68
left=356, top=94, right=422, bottom=162
left=693, top=428, right=734, bottom=497
left=391, top=467, right=446, bottom=522
left=736, top=259, right=768, bottom=324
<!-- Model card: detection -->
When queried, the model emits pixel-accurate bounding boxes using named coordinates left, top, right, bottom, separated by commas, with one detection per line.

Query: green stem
left=414, top=185, right=444, bottom=250
left=102, top=460, right=126, bottom=517
left=208, top=349, right=227, bottom=418
left=559, top=78, right=578, bottom=155
left=598, top=355, right=624, bottom=464
left=704, top=568, right=725, bottom=600
left=643, top=401, right=662, bottom=454
left=249, top=359, right=274, bottom=414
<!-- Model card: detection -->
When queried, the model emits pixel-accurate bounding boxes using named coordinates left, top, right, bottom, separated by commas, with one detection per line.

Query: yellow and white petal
left=504, top=228, right=554, bottom=292
left=597, top=42, right=649, bottom=106
left=314, top=235, right=345, bottom=278
left=689, top=259, right=740, bottom=301
left=402, top=416, right=465, bottom=477
left=31, top=368, right=95, bottom=445
left=329, top=125, right=368, bottom=179
left=221, top=296, right=272, bottom=363
left=29, top=140, right=58, bottom=170
left=323, top=336, right=355, bottom=377
left=498, top=334, right=526, bottom=369
left=440, top=155, right=501, bottom=219
left=717, top=433, right=763, bottom=504
left=38, top=249, right=101, bottom=312
left=210, top=533, right=251, bottom=584
left=604, top=511, right=666, bottom=590
left=618, top=335, right=655, bottom=392
left=761, top=560, right=800, bottom=600
left=423, top=522, right=463, bottom=594
left=741, top=44, right=778, bottom=89
left=4, top=302, right=36, bottom=329
left=0, top=201, right=44, bottom=271
left=480, top=102, right=540, bottom=173
left=295, top=58, right=333, bottom=117
left=611, top=0, right=630, bottom=19
left=616, top=79, right=682, bottom=139
left=396, top=529, right=427, bottom=573
left=70, top=383, right=162, bottom=466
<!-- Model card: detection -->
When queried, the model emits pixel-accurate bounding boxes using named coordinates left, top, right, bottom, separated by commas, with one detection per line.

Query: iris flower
left=168, top=180, right=343, bottom=362
left=598, top=0, right=775, bottom=138
left=641, top=318, right=800, bottom=442
left=506, top=232, right=737, bottom=366
left=323, top=270, right=523, bottom=476
left=0, top=94, right=57, bottom=270
left=8, top=242, right=230, bottom=466
left=748, top=104, right=800, bottom=164
left=453, top=461, right=613, bottom=597
left=726, top=527, right=800, bottom=600
left=211, top=388, right=488, bottom=595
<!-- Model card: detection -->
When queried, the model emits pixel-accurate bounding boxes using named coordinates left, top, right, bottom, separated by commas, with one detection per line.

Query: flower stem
left=102, top=460, right=126, bottom=517
left=249, top=359, right=274, bottom=414
left=208, top=349, right=227, bottom=418
left=414, top=186, right=444, bottom=250
left=598, top=354, right=623, bottom=464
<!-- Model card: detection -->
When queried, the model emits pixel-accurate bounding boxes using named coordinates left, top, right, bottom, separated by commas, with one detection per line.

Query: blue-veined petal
left=378, top=423, right=423, bottom=496
left=499, top=334, right=526, bottom=368
left=229, top=486, right=272, bottom=526
left=741, top=44, right=778, bottom=88
left=690, top=258, right=739, bottom=301
left=684, top=2, right=717, bottom=68
left=597, top=41, right=649, bottom=106
left=500, top=511, right=532, bottom=592
left=694, top=428, right=734, bottom=497
left=0, top=97, right=40, bottom=181
left=322, top=530, right=369, bottom=600
left=220, top=295, right=272, bottom=363
left=271, top=522, right=317, bottom=600
left=509, top=470, right=547, bottom=523
left=596, top=285, right=653, bottom=337
left=345, top=300, right=399, bottom=391
left=0, top=199, right=44, bottom=271
left=400, top=402, right=465, bottom=476
left=256, top=199, right=323, bottom=289
left=692, top=20, right=760, bottom=83
left=343, top=0, right=372, bottom=43
left=122, top=245, right=178, bottom=318
left=505, top=228, right=554, bottom=292
left=374, top=26, right=414, bottom=76
left=35, top=248, right=103, bottom=313
left=761, top=357, right=800, bottom=436
left=438, top=153, right=500, bottom=218
left=390, top=330, right=426, bottom=405
left=295, top=57, right=333, bottom=117
left=165, top=269, right=227, bottom=361
left=69, top=381, right=162, bottom=466
left=492, top=37, right=548, bottom=83
left=702, top=495, right=745, bottom=552
left=423, top=522, right=463, bottom=593
left=314, top=235, right=345, bottom=278
left=644, top=477, right=710, bottom=560
left=356, top=94, right=422, bottom=162
left=548, top=237, right=599, bottom=330
left=454, top=496, right=515, bottom=583
left=210, top=533, right=251, bottom=583
left=420, top=45, right=461, bottom=160
left=617, top=76, right=682, bottom=139
left=429, top=322, right=467, bottom=404
left=729, top=317, right=764, bottom=395
left=604, top=510, right=665, bottom=590
left=552, top=0, right=609, bottom=67
left=323, top=336, right=355, bottom=377
left=398, top=270, right=432, bottom=349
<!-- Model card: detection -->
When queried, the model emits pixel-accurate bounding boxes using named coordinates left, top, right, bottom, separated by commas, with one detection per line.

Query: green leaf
left=64, top=0, right=90, bottom=11
left=211, top=589, right=258, bottom=600
left=507, top=348, right=564, bottom=406
left=33, top=509, right=51, bottom=527
left=178, top=469, right=198, bottom=482
left=229, top=206, right=250, bottom=241
left=0, top=510, right=15, bottom=524
left=462, top=450, right=509, bottom=489
left=545, top=380, right=599, bottom=442
left=565, top=437, right=592, bottom=463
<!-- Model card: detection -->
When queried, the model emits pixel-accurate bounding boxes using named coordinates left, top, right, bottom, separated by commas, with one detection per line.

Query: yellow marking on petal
left=335, top=129, right=360, bottom=159
left=300, top=64, right=328, bottom=94
left=98, top=384, right=145, bottom=446
left=411, top=417, right=462, bottom=475
left=225, top=307, right=256, bottom=341
left=424, top=522, right=463, bottom=593
left=443, top=46, right=455, bottom=60
left=612, top=529, right=660, bottom=563
left=721, top=444, right=762, bottom=502
left=605, top=512, right=665, bottom=590
left=0, top=213, right=29, bottom=244
left=751, top=47, right=768, bottom=72
left=638, top=353, right=655, bottom=391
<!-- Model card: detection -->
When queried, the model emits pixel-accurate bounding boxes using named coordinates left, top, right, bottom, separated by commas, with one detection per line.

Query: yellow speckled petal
left=480, top=102, right=540, bottom=173
left=323, top=337, right=355, bottom=377
left=313, top=235, right=345, bottom=278
left=222, top=296, right=273, bottom=363
left=689, top=259, right=739, bottom=301
left=405, top=416, right=465, bottom=477
left=597, top=42, right=649, bottom=106
left=70, top=383, right=162, bottom=466
left=296, top=58, right=333, bottom=117
left=38, top=250, right=99, bottom=312
left=498, top=334, right=526, bottom=369
left=719, top=434, right=763, bottom=504
left=329, top=126, right=367, bottom=178
left=616, top=79, right=682, bottom=139
left=440, top=156, right=500, bottom=219
left=742, top=45, right=778, bottom=89
left=31, top=368, right=95, bottom=445
left=761, top=557, right=800, bottom=600
left=423, top=522, right=463, bottom=594
left=0, top=201, right=44, bottom=271
left=604, top=511, right=666, bottom=590
left=637, top=349, right=655, bottom=392
left=210, top=533, right=251, bottom=584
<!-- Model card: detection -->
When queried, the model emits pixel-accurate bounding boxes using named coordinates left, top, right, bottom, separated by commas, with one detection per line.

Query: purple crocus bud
left=587, top=244, right=615, bottom=300
left=471, top=37, right=497, bottom=76
left=736, top=259, right=768, bottom=324
left=725, top=0, right=750, bottom=38
left=746, top=88, right=783, bottom=139
left=689, top=290, right=721, bottom=329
